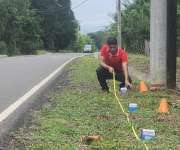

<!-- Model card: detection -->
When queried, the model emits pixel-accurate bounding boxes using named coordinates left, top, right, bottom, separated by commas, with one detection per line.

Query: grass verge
left=36, top=50, right=48, bottom=55
left=128, top=53, right=180, bottom=82
left=128, top=53, right=149, bottom=74
left=6, top=56, right=180, bottom=150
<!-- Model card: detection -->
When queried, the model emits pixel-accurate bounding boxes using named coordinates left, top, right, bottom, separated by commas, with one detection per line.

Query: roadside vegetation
left=0, top=0, right=84, bottom=56
left=89, top=0, right=180, bottom=54
left=0, top=0, right=179, bottom=56
left=5, top=56, right=180, bottom=150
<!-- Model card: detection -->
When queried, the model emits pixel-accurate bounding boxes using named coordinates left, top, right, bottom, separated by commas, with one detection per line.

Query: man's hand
left=125, top=80, right=132, bottom=89
left=108, top=66, right=114, bottom=74
left=99, top=55, right=114, bottom=74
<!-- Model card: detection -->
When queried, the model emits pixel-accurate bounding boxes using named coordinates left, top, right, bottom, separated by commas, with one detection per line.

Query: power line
left=72, top=0, right=89, bottom=10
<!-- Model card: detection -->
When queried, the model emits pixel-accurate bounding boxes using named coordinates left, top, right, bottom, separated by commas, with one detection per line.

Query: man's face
left=109, top=44, right=118, bottom=55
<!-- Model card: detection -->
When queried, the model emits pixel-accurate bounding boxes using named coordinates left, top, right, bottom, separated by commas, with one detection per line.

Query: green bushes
left=0, top=41, right=7, bottom=54
left=0, top=0, right=77, bottom=56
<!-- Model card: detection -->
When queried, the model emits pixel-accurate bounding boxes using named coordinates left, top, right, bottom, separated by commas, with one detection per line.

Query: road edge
left=0, top=55, right=83, bottom=141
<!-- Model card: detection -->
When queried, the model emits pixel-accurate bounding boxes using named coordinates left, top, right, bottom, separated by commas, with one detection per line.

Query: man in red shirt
left=96, top=37, right=132, bottom=92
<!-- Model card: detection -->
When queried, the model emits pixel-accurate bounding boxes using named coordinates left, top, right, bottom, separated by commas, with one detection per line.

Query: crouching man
left=96, top=37, right=132, bottom=92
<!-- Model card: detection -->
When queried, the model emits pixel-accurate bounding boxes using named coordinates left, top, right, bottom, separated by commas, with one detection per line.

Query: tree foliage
left=88, top=31, right=108, bottom=49
left=0, top=0, right=78, bottom=55
left=107, top=0, right=180, bottom=53
left=32, top=0, right=78, bottom=51
left=107, top=0, right=150, bottom=52
left=0, top=0, right=42, bottom=55
left=72, top=32, right=96, bottom=52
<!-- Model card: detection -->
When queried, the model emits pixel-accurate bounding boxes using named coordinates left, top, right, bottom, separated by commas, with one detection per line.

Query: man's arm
left=98, top=54, right=114, bottom=73
left=122, top=62, right=132, bottom=88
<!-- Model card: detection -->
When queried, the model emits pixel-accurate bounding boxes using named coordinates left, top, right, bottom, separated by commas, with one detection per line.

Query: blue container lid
left=141, top=129, right=156, bottom=140
left=129, top=103, right=137, bottom=108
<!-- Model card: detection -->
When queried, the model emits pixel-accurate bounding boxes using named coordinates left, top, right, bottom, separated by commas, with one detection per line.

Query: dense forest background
left=0, top=0, right=179, bottom=55
left=0, top=0, right=78, bottom=55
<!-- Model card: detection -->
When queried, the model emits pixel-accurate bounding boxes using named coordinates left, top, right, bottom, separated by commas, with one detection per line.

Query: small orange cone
left=140, top=80, right=148, bottom=92
left=158, top=98, right=169, bottom=113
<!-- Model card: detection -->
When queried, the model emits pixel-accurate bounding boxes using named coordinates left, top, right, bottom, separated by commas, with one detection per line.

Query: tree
left=0, top=0, right=78, bottom=55
left=88, top=31, right=108, bottom=50
left=73, top=33, right=95, bottom=52
left=32, top=0, right=78, bottom=51
left=0, top=0, right=42, bottom=55
left=107, top=0, right=150, bottom=52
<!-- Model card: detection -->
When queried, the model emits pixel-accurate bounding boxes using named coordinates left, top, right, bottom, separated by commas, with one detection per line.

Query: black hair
left=107, top=37, right=118, bottom=45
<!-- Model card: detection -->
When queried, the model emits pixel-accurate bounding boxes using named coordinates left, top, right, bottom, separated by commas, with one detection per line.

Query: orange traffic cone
left=140, top=80, right=148, bottom=92
left=158, top=98, right=169, bottom=113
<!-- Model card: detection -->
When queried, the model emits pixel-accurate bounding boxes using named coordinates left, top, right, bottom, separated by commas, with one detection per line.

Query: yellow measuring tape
left=112, top=72, right=149, bottom=150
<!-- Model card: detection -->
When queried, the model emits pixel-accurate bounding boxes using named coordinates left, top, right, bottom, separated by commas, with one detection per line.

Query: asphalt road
left=0, top=53, right=83, bottom=114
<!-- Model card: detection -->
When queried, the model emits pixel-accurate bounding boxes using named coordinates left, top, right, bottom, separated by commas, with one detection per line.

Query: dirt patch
left=129, top=114, right=143, bottom=121
left=68, top=82, right=98, bottom=94
left=155, top=113, right=179, bottom=124
left=96, top=115, right=112, bottom=120
left=0, top=68, right=71, bottom=149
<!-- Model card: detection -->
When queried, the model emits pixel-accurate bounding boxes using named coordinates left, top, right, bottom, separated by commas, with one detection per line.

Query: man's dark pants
left=96, top=66, right=132, bottom=91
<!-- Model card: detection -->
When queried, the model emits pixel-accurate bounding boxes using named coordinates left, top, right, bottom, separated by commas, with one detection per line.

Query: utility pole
left=150, top=0, right=177, bottom=88
left=166, top=0, right=177, bottom=88
left=117, top=0, right=121, bottom=48
left=77, top=24, right=80, bottom=43
left=150, top=0, right=167, bottom=86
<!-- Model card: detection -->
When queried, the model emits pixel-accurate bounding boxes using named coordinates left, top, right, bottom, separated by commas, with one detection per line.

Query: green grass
left=128, top=53, right=180, bottom=69
left=14, top=56, right=180, bottom=150
left=128, top=53, right=180, bottom=82
left=36, top=50, right=48, bottom=55
left=128, top=53, right=150, bottom=73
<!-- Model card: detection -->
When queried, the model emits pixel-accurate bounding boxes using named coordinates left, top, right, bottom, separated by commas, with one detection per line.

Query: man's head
left=107, top=37, right=118, bottom=54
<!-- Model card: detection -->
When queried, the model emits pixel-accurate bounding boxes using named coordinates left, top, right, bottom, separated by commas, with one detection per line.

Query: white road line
left=0, top=56, right=80, bottom=122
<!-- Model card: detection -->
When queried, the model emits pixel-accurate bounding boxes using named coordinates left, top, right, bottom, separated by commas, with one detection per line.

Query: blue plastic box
left=129, top=103, right=138, bottom=112
left=141, top=129, right=156, bottom=140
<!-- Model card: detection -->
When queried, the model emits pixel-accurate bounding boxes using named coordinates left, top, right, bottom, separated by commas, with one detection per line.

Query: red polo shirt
left=100, top=44, right=128, bottom=72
